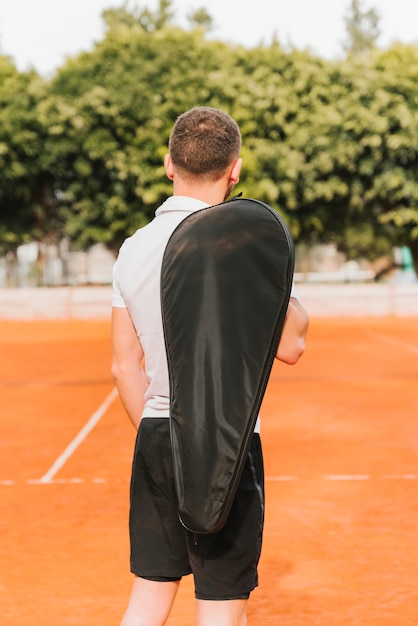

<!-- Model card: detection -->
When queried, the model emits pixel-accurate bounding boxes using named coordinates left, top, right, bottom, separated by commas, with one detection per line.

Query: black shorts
left=129, top=417, right=265, bottom=601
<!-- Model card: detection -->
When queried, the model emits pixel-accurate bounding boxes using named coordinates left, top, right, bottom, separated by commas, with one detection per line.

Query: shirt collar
left=155, top=196, right=209, bottom=217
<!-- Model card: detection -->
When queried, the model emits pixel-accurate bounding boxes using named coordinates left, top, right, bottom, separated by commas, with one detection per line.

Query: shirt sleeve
left=290, top=282, right=300, bottom=302
left=111, top=258, right=127, bottom=308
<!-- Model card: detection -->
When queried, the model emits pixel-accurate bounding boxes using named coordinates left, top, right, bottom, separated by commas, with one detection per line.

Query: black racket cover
left=161, top=197, right=294, bottom=533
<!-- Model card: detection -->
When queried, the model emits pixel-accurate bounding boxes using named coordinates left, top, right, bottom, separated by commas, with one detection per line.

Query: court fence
left=0, top=282, right=417, bottom=319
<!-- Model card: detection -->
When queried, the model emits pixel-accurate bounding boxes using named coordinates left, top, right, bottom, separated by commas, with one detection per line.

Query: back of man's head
left=169, top=107, right=241, bottom=182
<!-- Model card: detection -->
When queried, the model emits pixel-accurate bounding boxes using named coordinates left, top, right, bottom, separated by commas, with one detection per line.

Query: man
left=111, top=107, right=309, bottom=626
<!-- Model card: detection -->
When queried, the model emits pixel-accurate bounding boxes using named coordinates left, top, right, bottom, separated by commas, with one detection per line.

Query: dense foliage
left=1, top=2, right=418, bottom=270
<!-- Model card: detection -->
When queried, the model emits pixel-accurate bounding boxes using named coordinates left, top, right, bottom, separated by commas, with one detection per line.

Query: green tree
left=228, top=41, right=418, bottom=272
left=4, top=2, right=417, bottom=276
left=102, top=0, right=175, bottom=33
left=187, top=7, right=213, bottom=32
left=226, top=44, right=352, bottom=246
left=343, top=0, right=380, bottom=55
left=289, top=44, right=418, bottom=270
left=0, top=56, right=53, bottom=254
left=46, top=23, right=236, bottom=252
left=366, top=45, right=418, bottom=269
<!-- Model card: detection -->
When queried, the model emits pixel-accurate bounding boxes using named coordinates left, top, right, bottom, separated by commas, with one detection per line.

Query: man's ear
left=229, top=157, right=242, bottom=185
left=164, top=154, right=174, bottom=180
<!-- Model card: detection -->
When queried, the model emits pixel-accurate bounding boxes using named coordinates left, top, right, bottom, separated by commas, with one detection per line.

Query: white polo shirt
left=112, top=196, right=209, bottom=418
left=113, top=195, right=299, bottom=427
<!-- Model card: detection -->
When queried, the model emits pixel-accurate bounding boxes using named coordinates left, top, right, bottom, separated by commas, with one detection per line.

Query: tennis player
left=111, top=107, right=309, bottom=626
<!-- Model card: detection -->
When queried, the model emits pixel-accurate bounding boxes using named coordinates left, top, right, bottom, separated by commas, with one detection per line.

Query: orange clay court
left=1, top=315, right=417, bottom=625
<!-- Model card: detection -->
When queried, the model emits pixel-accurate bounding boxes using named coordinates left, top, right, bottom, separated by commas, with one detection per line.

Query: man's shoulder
left=117, top=214, right=180, bottom=264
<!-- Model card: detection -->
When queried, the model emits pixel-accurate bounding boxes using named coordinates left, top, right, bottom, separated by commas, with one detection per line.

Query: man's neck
left=172, top=180, right=231, bottom=206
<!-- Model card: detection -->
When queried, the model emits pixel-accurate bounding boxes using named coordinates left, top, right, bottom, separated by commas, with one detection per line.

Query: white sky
left=1, top=0, right=417, bottom=77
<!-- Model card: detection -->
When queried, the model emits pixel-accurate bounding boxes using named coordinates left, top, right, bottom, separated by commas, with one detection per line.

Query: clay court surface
left=1, top=315, right=417, bottom=625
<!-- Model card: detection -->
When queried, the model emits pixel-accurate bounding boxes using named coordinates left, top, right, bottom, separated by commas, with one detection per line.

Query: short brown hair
left=168, top=107, right=241, bottom=182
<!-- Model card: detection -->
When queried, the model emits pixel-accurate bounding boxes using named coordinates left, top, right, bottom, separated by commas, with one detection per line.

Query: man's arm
left=276, top=297, right=309, bottom=365
left=111, top=306, right=148, bottom=430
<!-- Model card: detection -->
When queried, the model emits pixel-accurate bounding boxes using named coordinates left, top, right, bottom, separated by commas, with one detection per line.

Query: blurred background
left=0, top=0, right=417, bottom=300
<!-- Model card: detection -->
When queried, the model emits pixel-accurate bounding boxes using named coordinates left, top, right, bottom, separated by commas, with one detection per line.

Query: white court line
left=323, top=474, right=370, bottom=481
left=28, top=387, right=118, bottom=485
left=268, top=474, right=417, bottom=482
left=371, top=333, right=418, bottom=356
left=383, top=473, right=417, bottom=480
left=268, top=475, right=372, bottom=482
left=1, top=474, right=418, bottom=485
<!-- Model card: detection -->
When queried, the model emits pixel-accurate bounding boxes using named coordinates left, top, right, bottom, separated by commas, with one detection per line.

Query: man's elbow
left=111, top=356, right=144, bottom=385
left=276, top=336, right=306, bottom=365
left=111, top=359, right=126, bottom=383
